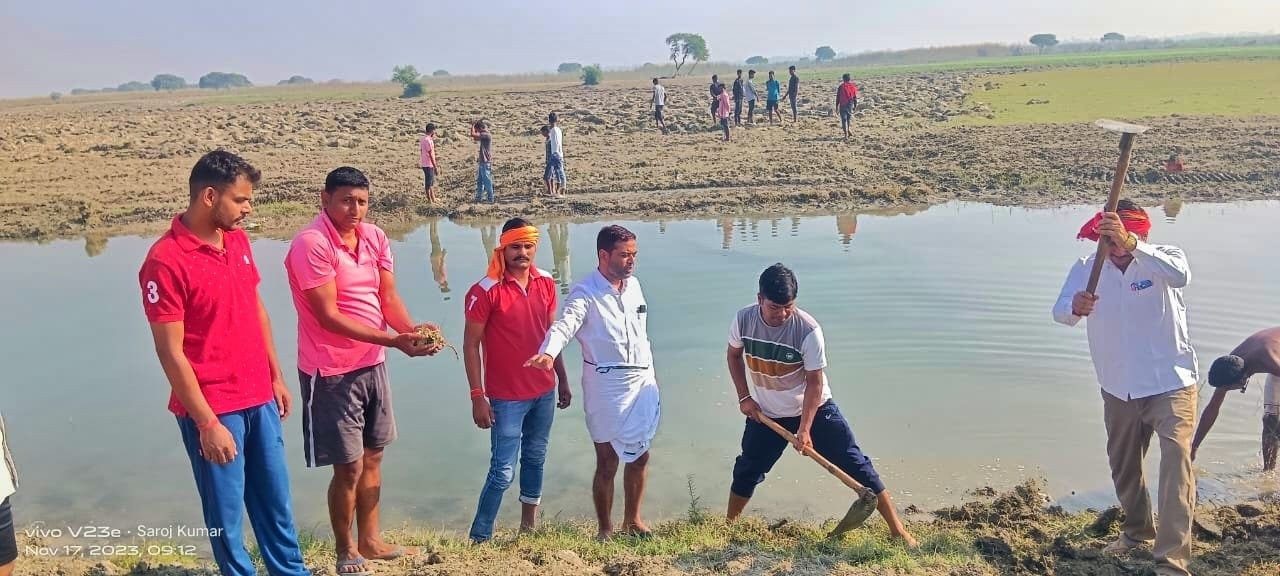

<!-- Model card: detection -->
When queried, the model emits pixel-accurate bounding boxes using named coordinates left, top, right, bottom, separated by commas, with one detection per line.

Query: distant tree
left=401, top=81, right=425, bottom=98
left=799, top=57, right=811, bottom=63
left=432, top=69, right=450, bottom=77
left=745, top=55, right=768, bottom=65
left=277, top=75, right=315, bottom=86
left=1102, top=32, right=1126, bottom=42
left=557, top=62, right=583, bottom=74
left=581, top=64, right=603, bottom=86
left=815, top=46, right=836, bottom=62
left=391, top=65, right=420, bottom=86
left=70, top=88, right=97, bottom=96
left=197, top=72, right=252, bottom=89
left=1029, top=34, right=1059, bottom=54
left=151, top=74, right=186, bottom=91
left=50, top=91, right=62, bottom=102
left=665, top=33, right=709, bottom=76
left=100, top=86, right=117, bottom=92
left=117, top=81, right=151, bottom=92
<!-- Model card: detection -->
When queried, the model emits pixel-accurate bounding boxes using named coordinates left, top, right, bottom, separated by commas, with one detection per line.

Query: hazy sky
left=1, top=0, right=1274, bottom=98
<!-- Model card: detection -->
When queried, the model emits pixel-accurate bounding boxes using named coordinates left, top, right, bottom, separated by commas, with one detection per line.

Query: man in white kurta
left=526, top=224, right=659, bottom=540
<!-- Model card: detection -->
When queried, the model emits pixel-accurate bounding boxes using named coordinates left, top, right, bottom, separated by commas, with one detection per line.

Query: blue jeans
left=468, top=391, right=555, bottom=542
left=177, top=401, right=311, bottom=576
left=546, top=154, right=566, bottom=187
left=475, top=162, right=494, bottom=202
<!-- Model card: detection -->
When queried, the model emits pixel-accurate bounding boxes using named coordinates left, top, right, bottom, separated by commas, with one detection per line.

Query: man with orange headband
left=1052, top=199, right=1197, bottom=576
left=463, top=218, right=571, bottom=543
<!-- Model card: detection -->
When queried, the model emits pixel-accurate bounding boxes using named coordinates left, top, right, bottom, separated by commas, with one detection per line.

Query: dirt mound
left=934, top=480, right=1280, bottom=576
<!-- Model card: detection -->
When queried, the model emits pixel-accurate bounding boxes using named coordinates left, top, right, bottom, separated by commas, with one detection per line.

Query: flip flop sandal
left=336, top=557, right=373, bottom=575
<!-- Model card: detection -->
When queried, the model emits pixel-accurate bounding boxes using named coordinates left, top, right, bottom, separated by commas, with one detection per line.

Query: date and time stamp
left=23, top=524, right=217, bottom=559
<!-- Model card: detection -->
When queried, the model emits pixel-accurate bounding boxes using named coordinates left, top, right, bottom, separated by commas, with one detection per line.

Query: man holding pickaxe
left=1053, top=199, right=1198, bottom=576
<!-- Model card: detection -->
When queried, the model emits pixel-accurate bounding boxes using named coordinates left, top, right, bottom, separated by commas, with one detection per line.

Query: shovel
left=756, top=413, right=879, bottom=539
left=1085, top=119, right=1150, bottom=294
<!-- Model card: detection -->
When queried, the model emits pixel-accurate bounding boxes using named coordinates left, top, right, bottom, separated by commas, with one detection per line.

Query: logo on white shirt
left=1130, top=279, right=1153, bottom=292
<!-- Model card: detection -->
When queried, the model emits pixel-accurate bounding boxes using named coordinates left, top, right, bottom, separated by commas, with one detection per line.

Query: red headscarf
left=1077, top=209, right=1151, bottom=242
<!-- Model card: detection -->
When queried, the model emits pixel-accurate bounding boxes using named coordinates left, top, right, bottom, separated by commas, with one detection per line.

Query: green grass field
left=955, top=58, right=1280, bottom=125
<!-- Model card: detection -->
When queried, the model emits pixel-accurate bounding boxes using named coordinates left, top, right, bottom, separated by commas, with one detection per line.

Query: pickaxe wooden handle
left=1085, top=120, right=1148, bottom=295
left=756, top=413, right=874, bottom=497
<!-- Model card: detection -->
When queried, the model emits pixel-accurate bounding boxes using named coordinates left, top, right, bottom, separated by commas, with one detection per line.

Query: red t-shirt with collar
left=464, top=268, right=558, bottom=400
left=139, top=215, right=273, bottom=417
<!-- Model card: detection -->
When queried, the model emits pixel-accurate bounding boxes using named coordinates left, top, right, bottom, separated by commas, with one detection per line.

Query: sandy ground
left=1, top=70, right=1277, bottom=241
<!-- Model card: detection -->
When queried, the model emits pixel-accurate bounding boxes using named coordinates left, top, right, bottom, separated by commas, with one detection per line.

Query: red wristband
left=470, top=388, right=486, bottom=399
left=196, top=417, right=220, bottom=432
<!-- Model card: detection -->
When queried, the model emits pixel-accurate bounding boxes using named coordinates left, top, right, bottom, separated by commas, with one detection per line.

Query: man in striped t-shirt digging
left=725, top=263, right=916, bottom=547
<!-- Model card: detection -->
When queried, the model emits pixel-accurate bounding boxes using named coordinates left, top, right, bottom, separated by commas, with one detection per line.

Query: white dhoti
left=582, top=365, right=661, bottom=463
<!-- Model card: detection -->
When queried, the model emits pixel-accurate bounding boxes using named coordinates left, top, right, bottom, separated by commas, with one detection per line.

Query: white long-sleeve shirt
left=0, top=412, right=16, bottom=501
left=540, top=269, right=653, bottom=369
left=1053, top=241, right=1198, bottom=400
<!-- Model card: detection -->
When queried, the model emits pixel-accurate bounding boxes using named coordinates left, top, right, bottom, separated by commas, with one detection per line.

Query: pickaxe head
left=1095, top=118, right=1150, bottom=135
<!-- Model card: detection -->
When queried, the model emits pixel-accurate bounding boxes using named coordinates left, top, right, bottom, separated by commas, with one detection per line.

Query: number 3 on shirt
left=145, top=280, right=160, bottom=304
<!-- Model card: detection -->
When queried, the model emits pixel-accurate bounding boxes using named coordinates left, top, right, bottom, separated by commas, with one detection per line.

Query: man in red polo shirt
left=463, top=217, right=570, bottom=543
left=286, top=166, right=441, bottom=574
left=139, top=150, right=311, bottom=576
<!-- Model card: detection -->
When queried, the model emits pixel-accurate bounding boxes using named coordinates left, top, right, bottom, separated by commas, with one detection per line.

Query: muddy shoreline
left=12, top=480, right=1279, bottom=576
left=2, top=69, right=1277, bottom=242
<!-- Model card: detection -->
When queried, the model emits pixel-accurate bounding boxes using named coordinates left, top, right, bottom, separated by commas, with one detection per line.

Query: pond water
left=3, top=200, right=1278, bottom=540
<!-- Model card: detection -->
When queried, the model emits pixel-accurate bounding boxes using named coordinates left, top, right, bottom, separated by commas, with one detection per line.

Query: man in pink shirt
left=285, top=166, right=441, bottom=575
left=420, top=123, right=440, bottom=203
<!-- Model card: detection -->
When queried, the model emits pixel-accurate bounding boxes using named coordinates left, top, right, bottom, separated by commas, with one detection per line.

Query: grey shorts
left=300, top=363, right=397, bottom=467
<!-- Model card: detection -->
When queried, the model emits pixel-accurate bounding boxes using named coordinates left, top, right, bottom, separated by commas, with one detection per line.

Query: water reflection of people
left=481, top=224, right=498, bottom=264
left=549, top=222, right=572, bottom=294
left=790, top=217, right=800, bottom=237
left=770, top=218, right=780, bottom=238
left=1162, top=198, right=1183, bottom=223
left=836, top=214, right=858, bottom=246
left=429, top=220, right=451, bottom=300
left=84, top=236, right=108, bottom=257
left=717, top=218, right=735, bottom=250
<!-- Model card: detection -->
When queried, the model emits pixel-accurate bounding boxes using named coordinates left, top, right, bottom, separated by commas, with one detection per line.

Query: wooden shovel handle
left=756, top=413, right=873, bottom=496
left=1085, top=132, right=1138, bottom=295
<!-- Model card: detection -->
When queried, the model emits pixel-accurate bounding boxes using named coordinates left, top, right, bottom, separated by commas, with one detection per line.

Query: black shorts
left=422, top=167, right=436, bottom=189
left=0, top=497, right=15, bottom=566
left=300, top=363, right=397, bottom=467
left=731, top=401, right=885, bottom=499
left=766, top=98, right=779, bottom=112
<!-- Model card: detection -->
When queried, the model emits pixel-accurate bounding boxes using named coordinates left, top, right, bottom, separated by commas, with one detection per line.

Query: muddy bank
left=12, top=480, right=1280, bottom=575
left=1, top=70, right=1277, bottom=241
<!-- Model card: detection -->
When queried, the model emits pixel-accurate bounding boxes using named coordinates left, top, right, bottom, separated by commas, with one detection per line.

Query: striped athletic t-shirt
left=728, top=304, right=831, bottom=418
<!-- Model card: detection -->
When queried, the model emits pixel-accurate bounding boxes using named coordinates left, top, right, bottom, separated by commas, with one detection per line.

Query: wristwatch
left=1124, top=232, right=1138, bottom=252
